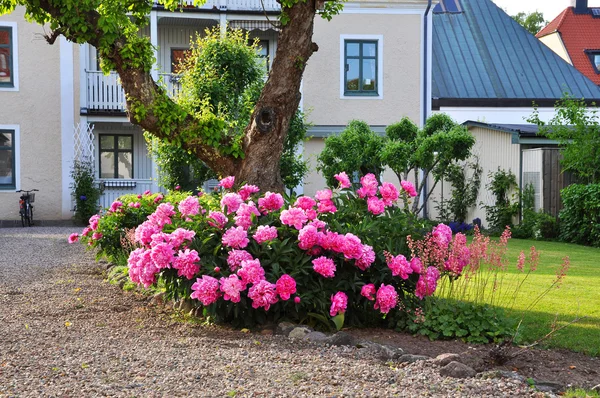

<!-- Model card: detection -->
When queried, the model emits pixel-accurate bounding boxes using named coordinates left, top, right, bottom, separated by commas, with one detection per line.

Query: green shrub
left=70, top=160, right=102, bottom=225
left=534, top=212, right=559, bottom=240
left=399, top=298, right=512, bottom=344
left=484, top=168, right=519, bottom=232
left=559, top=183, right=600, bottom=246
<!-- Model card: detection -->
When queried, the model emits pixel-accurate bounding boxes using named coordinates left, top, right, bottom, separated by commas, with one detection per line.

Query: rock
left=478, top=370, right=526, bottom=383
left=592, top=384, right=600, bottom=392
left=325, top=331, right=355, bottom=346
left=397, top=354, right=431, bottom=364
left=288, top=326, right=312, bottom=340
left=439, top=361, right=477, bottom=379
left=149, top=292, right=165, bottom=306
left=433, top=353, right=461, bottom=367
left=176, top=299, right=193, bottom=313
left=304, top=331, right=328, bottom=343
left=260, top=328, right=273, bottom=336
left=357, top=342, right=404, bottom=360
left=534, top=381, right=564, bottom=393
left=274, top=322, right=295, bottom=336
left=457, top=352, right=487, bottom=372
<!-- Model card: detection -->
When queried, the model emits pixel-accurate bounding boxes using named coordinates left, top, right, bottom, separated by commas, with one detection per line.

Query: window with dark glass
left=588, top=51, right=600, bottom=73
left=0, top=27, right=13, bottom=87
left=171, top=48, right=191, bottom=74
left=344, top=40, right=378, bottom=96
left=99, top=135, right=133, bottom=179
left=0, top=130, right=15, bottom=189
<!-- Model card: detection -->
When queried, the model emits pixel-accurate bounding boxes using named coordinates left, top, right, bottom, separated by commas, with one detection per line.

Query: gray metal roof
left=432, top=0, right=600, bottom=104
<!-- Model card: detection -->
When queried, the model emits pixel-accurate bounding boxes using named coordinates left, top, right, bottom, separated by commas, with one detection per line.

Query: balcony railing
left=156, top=0, right=280, bottom=11
left=86, top=71, right=182, bottom=113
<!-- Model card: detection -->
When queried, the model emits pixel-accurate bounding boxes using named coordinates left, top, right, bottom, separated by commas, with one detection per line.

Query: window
left=0, top=26, right=14, bottom=88
left=585, top=50, right=600, bottom=73
left=0, top=129, right=15, bottom=189
left=256, top=40, right=269, bottom=73
left=340, top=35, right=383, bottom=99
left=171, top=48, right=191, bottom=74
left=99, top=135, right=134, bottom=179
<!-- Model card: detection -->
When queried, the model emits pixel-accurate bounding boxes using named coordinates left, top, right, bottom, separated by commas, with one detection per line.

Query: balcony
left=85, top=71, right=181, bottom=113
left=153, top=0, right=280, bottom=12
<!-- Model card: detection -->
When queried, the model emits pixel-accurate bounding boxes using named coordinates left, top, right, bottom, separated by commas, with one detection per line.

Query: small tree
left=529, top=95, right=600, bottom=184
left=70, top=160, right=102, bottom=224
left=146, top=29, right=308, bottom=191
left=382, top=114, right=475, bottom=214
left=439, top=157, right=482, bottom=223
left=484, top=168, right=519, bottom=232
left=317, top=120, right=385, bottom=187
left=511, top=11, right=547, bottom=35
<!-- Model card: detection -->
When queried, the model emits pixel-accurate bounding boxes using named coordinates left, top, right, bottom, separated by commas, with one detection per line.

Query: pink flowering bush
left=75, top=174, right=523, bottom=334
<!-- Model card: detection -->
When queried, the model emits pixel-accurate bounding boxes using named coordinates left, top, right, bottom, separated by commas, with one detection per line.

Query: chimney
left=574, top=0, right=588, bottom=14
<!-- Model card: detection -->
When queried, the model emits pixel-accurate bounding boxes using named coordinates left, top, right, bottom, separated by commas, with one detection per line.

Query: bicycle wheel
left=20, top=208, right=25, bottom=227
left=28, top=205, right=33, bottom=227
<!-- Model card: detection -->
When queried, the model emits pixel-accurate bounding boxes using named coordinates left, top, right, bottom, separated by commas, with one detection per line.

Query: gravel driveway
left=0, top=227, right=540, bottom=397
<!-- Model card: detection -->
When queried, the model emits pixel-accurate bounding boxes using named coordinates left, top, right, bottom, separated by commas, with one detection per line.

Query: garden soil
left=0, top=227, right=597, bottom=397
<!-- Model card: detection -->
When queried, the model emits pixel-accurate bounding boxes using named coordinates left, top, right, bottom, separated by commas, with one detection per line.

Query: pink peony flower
left=356, top=174, right=378, bottom=198
left=433, top=223, right=453, bottom=248
left=374, top=284, right=398, bottom=314
left=239, top=184, right=260, bottom=201
left=355, top=244, right=376, bottom=271
left=280, top=207, right=308, bottom=230
left=174, top=185, right=181, bottom=190
left=410, top=257, right=423, bottom=274
left=68, top=233, right=79, bottom=244
left=253, top=225, right=278, bottom=244
left=275, top=274, right=297, bottom=300
left=178, top=196, right=200, bottom=217
left=81, top=227, right=92, bottom=236
left=219, top=176, right=235, bottom=189
left=379, top=182, right=399, bottom=206
left=89, top=214, right=100, bottom=230
left=400, top=180, right=418, bottom=197
left=387, top=254, right=413, bottom=279
left=149, top=232, right=170, bottom=247
left=172, top=248, right=200, bottom=279
left=92, top=232, right=103, bottom=240
left=191, top=275, right=221, bottom=306
left=298, top=225, right=320, bottom=250
left=334, top=171, right=352, bottom=189
left=309, top=219, right=327, bottom=230
left=222, top=226, right=249, bottom=249
left=227, top=249, right=253, bottom=272
left=312, top=256, right=336, bottom=278
left=317, top=199, right=337, bottom=214
left=214, top=267, right=220, bottom=273
left=207, top=211, right=228, bottom=229
left=169, top=228, right=196, bottom=248
left=134, top=220, right=160, bottom=246
left=128, top=248, right=160, bottom=288
left=237, top=259, right=265, bottom=286
left=235, top=202, right=260, bottom=230
left=153, top=194, right=164, bottom=203
left=305, top=208, right=318, bottom=220
left=294, top=196, right=317, bottom=211
left=128, top=202, right=141, bottom=208
left=248, top=280, right=278, bottom=311
left=294, top=296, right=301, bottom=304
left=367, top=197, right=386, bottom=215
left=109, top=200, right=123, bottom=213
left=315, top=189, right=333, bottom=201
left=219, top=274, right=245, bottom=303
left=342, top=233, right=363, bottom=260
left=150, top=242, right=175, bottom=269
left=258, top=192, right=284, bottom=213
left=148, top=203, right=176, bottom=227
left=143, top=190, right=151, bottom=195
left=330, top=291, right=348, bottom=316
left=221, top=193, right=243, bottom=214
left=415, top=267, right=441, bottom=299
left=361, top=284, right=376, bottom=301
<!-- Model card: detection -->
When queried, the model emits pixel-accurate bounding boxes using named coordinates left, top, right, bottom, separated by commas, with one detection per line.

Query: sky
left=492, top=0, right=600, bottom=21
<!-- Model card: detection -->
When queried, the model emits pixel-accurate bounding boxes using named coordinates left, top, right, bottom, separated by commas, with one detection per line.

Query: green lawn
left=445, top=239, right=600, bottom=356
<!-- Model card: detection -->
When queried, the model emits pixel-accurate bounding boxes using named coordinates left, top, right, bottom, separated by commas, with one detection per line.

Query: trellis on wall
left=73, top=123, right=95, bottom=165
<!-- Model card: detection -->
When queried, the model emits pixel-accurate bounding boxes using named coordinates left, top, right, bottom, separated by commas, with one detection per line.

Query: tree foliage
left=529, top=95, right=600, bottom=184
left=0, top=0, right=343, bottom=191
left=511, top=11, right=547, bottom=35
left=317, top=114, right=475, bottom=215
left=146, top=29, right=307, bottom=191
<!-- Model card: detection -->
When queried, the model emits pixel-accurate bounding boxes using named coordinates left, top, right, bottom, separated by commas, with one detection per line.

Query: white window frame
left=340, top=34, right=383, bottom=100
left=0, top=124, right=20, bottom=191
left=0, top=21, right=19, bottom=92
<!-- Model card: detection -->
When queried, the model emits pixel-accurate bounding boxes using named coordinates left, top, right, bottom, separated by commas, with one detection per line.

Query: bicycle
left=17, top=189, right=38, bottom=227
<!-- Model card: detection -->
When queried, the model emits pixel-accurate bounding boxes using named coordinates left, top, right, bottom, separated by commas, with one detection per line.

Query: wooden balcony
left=154, top=0, right=280, bottom=12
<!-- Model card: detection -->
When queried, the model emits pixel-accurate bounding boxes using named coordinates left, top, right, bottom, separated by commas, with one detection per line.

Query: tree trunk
left=234, top=0, right=318, bottom=192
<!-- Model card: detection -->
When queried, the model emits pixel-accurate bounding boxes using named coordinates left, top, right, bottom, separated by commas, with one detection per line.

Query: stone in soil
left=433, top=353, right=461, bottom=367
left=358, top=341, right=404, bottom=361
left=534, top=380, right=564, bottom=393
left=326, top=331, right=355, bottom=346
left=288, top=326, right=312, bottom=339
left=274, top=321, right=295, bottom=336
left=398, top=354, right=431, bottom=363
left=439, top=361, right=477, bottom=378
left=304, top=331, right=328, bottom=343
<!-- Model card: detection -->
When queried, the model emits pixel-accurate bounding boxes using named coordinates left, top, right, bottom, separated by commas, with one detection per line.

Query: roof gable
left=536, top=7, right=600, bottom=85
left=432, top=0, right=600, bottom=104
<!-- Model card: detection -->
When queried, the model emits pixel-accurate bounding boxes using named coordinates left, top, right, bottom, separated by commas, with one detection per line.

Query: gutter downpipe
left=422, top=0, right=433, bottom=219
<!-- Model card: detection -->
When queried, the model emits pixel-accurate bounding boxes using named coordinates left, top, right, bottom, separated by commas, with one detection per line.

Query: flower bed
left=71, top=174, right=486, bottom=329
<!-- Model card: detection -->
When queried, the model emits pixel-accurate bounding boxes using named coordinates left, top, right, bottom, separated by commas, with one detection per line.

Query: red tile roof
left=537, top=7, right=600, bottom=85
